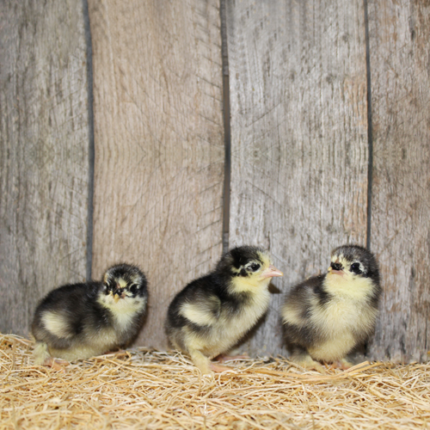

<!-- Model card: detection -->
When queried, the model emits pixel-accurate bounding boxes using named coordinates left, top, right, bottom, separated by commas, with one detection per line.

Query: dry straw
left=1, top=333, right=429, bottom=429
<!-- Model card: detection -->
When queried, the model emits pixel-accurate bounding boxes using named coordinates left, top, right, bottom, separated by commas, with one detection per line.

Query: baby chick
left=165, top=246, right=283, bottom=374
left=32, top=263, right=148, bottom=365
left=282, top=245, right=381, bottom=370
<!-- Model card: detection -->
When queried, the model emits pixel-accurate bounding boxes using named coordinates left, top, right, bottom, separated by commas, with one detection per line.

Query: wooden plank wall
left=0, top=0, right=91, bottom=336
left=368, top=0, right=430, bottom=362
left=225, top=0, right=430, bottom=361
left=87, top=0, right=225, bottom=349
left=226, top=0, right=369, bottom=356
left=1, top=0, right=429, bottom=362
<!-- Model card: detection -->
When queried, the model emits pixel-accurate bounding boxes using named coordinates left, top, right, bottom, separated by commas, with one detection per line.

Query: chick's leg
left=33, top=342, right=50, bottom=365
left=189, top=349, right=212, bottom=375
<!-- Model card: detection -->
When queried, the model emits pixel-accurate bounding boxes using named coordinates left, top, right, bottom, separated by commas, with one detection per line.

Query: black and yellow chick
left=165, top=246, right=283, bottom=374
left=282, top=245, right=381, bottom=370
left=32, top=264, right=148, bottom=365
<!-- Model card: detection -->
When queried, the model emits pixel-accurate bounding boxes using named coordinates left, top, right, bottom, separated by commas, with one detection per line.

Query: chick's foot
left=209, top=362, right=235, bottom=373
left=43, top=357, right=69, bottom=372
left=290, top=353, right=326, bottom=373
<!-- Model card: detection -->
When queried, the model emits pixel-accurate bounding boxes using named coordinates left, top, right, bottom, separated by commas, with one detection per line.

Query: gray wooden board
left=368, top=0, right=430, bottom=362
left=226, top=0, right=369, bottom=356
left=0, top=1, right=91, bottom=335
left=88, top=0, right=225, bottom=350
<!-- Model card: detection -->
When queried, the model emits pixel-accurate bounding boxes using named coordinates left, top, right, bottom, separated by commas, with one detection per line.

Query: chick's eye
left=249, top=263, right=260, bottom=272
left=128, top=284, right=138, bottom=295
left=350, top=262, right=362, bottom=274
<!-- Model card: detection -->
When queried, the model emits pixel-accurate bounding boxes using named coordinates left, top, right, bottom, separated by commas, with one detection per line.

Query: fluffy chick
left=165, top=246, right=283, bottom=374
left=32, top=263, right=148, bottom=365
left=282, top=245, right=381, bottom=370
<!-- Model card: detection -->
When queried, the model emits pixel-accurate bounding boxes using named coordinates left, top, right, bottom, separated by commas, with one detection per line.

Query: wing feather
left=180, top=294, right=221, bottom=327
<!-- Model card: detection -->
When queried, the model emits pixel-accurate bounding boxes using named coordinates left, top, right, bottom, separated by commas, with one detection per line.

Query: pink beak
left=328, top=266, right=344, bottom=276
left=331, top=270, right=344, bottom=276
left=261, top=264, right=283, bottom=279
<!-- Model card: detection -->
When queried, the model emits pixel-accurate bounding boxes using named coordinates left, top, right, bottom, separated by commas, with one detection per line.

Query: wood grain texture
left=0, top=1, right=91, bottom=335
left=88, top=0, right=224, bottom=349
left=368, top=0, right=430, bottom=362
left=226, top=0, right=369, bottom=356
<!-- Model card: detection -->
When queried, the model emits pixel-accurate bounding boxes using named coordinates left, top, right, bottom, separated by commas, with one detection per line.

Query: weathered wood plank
left=0, top=1, right=91, bottom=335
left=368, top=0, right=430, bottom=362
left=88, top=0, right=225, bottom=349
left=226, top=0, right=369, bottom=356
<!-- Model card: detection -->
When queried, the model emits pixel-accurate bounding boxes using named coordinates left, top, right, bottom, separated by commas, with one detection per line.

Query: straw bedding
left=1, top=334, right=429, bottom=429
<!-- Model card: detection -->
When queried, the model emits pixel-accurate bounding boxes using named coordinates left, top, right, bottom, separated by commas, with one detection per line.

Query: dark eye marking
left=248, top=263, right=261, bottom=272
left=350, top=262, right=362, bottom=275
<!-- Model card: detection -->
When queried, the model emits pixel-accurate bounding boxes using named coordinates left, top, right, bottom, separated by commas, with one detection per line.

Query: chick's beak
left=108, top=285, right=125, bottom=302
left=261, top=264, right=283, bottom=279
left=113, top=288, right=127, bottom=301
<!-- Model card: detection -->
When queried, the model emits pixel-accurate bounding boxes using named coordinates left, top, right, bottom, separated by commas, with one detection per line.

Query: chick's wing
left=179, top=290, right=222, bottom=328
